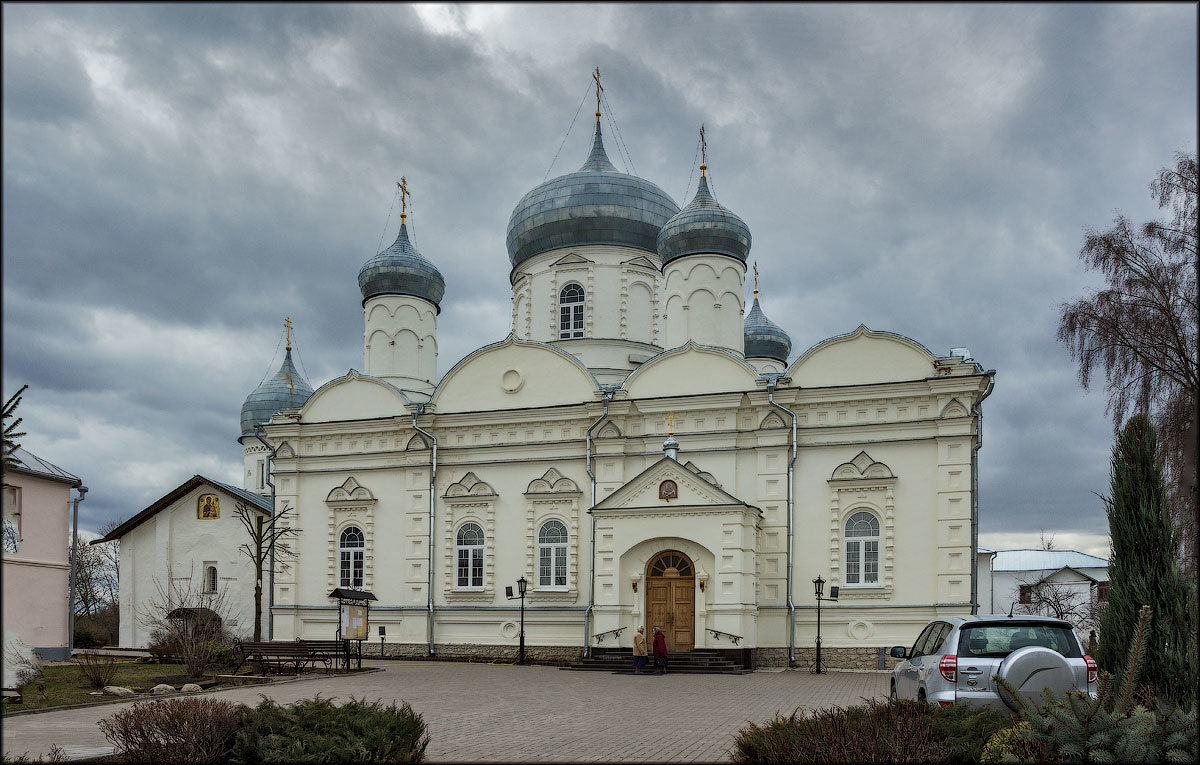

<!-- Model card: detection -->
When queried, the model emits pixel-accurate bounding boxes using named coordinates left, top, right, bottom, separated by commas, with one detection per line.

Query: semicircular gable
left=623, top=341, right=759, bottom=397
left=431, top=334, right=599, bottom=413
left=788, top=325, right=936, bottom=387
left=299, top=370, right=411, bottom=423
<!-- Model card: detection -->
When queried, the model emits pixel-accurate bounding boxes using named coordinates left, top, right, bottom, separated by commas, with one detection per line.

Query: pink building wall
left=2, top=471, right=73, bottom=660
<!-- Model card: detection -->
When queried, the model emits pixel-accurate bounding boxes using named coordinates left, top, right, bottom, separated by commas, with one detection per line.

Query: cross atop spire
left=398, top=176, right=411, bottom=224
left=753, top=261, right=759, bottom=298
left=284, top=316, right=294, bottom=351
left=593, top=66, right=603, bottom=122
left=700, top=124, right=707, bottom=177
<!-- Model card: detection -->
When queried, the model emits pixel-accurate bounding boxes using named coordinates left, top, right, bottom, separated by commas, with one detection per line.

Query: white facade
left=979, top=549, right=1109, bottom=637
left=105, top=477, right=269, bottom=648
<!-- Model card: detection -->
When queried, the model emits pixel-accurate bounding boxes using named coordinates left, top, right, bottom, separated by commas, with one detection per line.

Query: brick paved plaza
left=2, top=662, right=888, bottom=762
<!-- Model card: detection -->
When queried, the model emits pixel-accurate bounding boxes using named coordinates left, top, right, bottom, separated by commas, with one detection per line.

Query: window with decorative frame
left=558, top=283, right=585, bottom=339
left=339, top=526, right=365, bottom=588
left=538, top=520, right=568, bottom=588
left=844, top=511, right=880, bottom=586
left=456, top=522, right=485, bottom=588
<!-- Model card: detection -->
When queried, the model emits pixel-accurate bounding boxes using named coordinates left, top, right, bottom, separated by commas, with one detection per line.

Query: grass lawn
left=3, top=662, right=204, bottom=713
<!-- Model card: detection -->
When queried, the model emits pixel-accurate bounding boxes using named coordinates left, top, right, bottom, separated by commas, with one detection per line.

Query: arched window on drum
left=559, top=284, right=585, bottom=339
left=339, top=526, right=365, bottom=589
left=844, top=511, right=880, bottom=586
left=538, top=520, right=568, bottom=588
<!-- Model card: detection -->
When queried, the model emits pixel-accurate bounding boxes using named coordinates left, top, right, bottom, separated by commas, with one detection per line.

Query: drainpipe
left=767, top=379, right=798, bottom=666
left=411, top=408, right=438, bottom=656
left=583, top=390, right=614, bottom=658
left=251, top=430, right=278, bottom=640
left=67, top=484, right=88, bottom=653
left=970, top=372, right=996, bottom=616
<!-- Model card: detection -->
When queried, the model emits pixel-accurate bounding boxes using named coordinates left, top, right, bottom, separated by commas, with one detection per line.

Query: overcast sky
left=3, top=4, right=1195, bottom=556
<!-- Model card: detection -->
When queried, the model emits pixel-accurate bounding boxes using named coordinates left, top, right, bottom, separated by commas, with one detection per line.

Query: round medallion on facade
left=506, top=122, right=679, bottom=269
left=500, top=368, right=525, bottom=393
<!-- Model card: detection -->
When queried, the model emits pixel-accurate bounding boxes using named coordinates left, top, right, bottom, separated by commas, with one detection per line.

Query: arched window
left=538, top=520, right=568, bottom=587
left=339, top=526, right=365, bottom=589
left=204, top=565, right=219, bottom=594
left=844, top=511, right=880, bottom=585
left=456, top=522, right=485, bottom=588
left=559, top=284, right=585, bottom=339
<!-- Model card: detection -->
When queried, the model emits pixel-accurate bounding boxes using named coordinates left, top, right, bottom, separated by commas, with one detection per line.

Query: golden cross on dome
left=700, top=124, right=707, bottom=177
left=284, top=316, right=294, bottom=351
left=398, top=176, right=411, bottom=223
left=753, top=261, right=759, bottom=298
left=663, top=410, right=680, bottom=435
left=593, top=66, right=603, bottom=121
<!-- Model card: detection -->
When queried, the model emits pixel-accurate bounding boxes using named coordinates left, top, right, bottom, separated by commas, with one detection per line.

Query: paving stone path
left=2, top=662, right=888, bottom=762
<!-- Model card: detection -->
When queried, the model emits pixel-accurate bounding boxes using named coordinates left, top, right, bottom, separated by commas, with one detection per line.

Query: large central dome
left=506, top=121, right=679, bottom=268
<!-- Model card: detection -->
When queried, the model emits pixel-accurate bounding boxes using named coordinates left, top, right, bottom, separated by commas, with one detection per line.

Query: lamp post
left=811, top=575, right=839, bottom=674
left=507, top=576, right=529, bottom=665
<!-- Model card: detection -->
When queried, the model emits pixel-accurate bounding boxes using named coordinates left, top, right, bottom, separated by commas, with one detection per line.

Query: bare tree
left=74, top=520, right=120, bottom=643
left=1013, top=575, right=1101, bottom=637
left=140, top=571, right=237, bottom=678
left=1058, top=151, right=1199, bottom=575
left=1038, top=530, right=1056, bottom=551
left=233, top=499, right=300, bottom=642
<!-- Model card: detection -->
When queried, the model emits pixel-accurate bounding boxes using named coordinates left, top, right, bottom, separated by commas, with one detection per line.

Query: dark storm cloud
left=2, top=4, right=1194, bottom=555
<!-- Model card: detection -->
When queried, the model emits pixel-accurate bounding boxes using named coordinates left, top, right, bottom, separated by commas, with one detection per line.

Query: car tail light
left=1084, top=654, right=1097, bottom=684
left=938, top=700, right=954, bottom=707
left=939, top=655, right=957, bottom=682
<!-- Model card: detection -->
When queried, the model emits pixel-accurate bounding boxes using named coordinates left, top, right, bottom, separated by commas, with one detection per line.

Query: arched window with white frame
left=339, top=526, right=365, bottom=589
left=558, top=283, right=585, bottom=339
left=204, top=564, right=219, bottom=594
left=456, top=522, right=485, bottom=588
left=844, top=511, right=880, bottom=585
left=538, top=519, right=568, bottom=587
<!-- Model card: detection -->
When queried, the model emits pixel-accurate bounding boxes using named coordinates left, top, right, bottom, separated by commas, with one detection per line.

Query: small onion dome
left=506, top=121, right=680, bottom=268
left=358, top=223, right=445, bottom=308
left=743, top=297, right=791, bottom=363
left=240, top=349, right=314, bottom=437
left=656, top=174, right=751, bottom=267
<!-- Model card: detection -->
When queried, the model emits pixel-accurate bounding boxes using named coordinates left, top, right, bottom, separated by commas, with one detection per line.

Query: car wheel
left=890, top=682, right=898, bottom=701
left=917, top=688, right=927, bottom=706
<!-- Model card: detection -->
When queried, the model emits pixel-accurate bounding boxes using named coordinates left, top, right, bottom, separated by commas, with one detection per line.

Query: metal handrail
left=593, top=627, right=626, bottom=644
left=708, top=629, right=743, bottom=645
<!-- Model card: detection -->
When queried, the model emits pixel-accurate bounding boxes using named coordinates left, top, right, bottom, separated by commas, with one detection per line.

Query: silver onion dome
left=656, top=174, right=751, bottom=266
left=743, top=297, right=791, bottom=363
left=240, top=349, right=314, bottom=437
left=358, top=223, right=445, bottom=308
left=506, top=121, right=680, bottom=268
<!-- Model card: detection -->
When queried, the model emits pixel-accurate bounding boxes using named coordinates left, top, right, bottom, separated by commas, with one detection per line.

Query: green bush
left=73, top=630, right=103, bottom=649
left=233, top=696, right=429, bottom=763
left=929, top=703, right=1018, bottom=764
left=98, top=697, right=244, bottom=763
left=732, top=699, right=951, bottom=763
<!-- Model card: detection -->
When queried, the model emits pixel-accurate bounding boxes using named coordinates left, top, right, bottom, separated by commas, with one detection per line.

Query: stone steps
left=563, top=648, right=750, bottom=675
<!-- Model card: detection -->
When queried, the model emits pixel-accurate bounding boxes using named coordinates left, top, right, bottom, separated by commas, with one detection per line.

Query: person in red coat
left=652, top=626, right=668, bottom=674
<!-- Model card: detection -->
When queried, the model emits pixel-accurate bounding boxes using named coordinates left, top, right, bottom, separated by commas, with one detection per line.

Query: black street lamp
left=811, top=575, right=839, bottom=674
left=506, top=576, right=529, bottom=665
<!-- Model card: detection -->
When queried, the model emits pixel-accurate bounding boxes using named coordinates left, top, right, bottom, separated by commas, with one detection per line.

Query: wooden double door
left=645, top=551, right=695, bottom=652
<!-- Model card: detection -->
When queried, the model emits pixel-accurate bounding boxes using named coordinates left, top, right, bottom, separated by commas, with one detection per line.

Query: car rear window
left=957, top=622, right=1081, bottom=658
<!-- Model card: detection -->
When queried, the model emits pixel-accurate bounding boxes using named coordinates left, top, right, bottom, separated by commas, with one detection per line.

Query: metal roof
left=6, top=447, right=81, bottom=486
left=506, top=121, right=679, bottom=267
left=93, top=474, right=271, bottom=545
left=240, top=349, right=314, bottom=437
left=991, top=549, right=1109, bottom=571
left=743, top=296, right=791, bottom=362
left=656, top=174, right=751, bottom=265
left=358, top=222, right=445, bottom=307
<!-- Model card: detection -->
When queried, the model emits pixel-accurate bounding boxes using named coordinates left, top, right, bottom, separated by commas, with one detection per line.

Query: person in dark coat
left=652, top=626, right=668, bottom=674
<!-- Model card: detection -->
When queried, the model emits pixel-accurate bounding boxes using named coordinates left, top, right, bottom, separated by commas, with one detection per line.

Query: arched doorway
left=645, top=550, right=695, bottom=652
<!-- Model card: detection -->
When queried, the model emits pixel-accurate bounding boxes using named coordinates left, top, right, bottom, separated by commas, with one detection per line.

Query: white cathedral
left=113, top=100, right=994, bottom=669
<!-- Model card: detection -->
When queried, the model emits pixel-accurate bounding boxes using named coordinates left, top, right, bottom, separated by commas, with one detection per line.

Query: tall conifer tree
left=1097, top=413, right=1197, bottom=709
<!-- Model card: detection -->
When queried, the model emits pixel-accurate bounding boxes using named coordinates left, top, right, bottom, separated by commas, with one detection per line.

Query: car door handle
left=961, top=668, right=983, bottom=675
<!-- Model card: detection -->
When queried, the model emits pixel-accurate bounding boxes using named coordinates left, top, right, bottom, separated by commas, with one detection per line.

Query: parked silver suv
left=889, top=615, right=1097, bottom=711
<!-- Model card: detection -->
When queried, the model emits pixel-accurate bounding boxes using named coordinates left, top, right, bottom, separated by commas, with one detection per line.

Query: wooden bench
left=298, top=640, right=360, bottom=672
left=236, top=641, right=318, bottom=675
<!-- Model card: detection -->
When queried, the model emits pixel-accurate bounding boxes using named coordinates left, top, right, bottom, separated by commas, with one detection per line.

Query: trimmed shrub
left=73, top=630, right=103, bottom=649
left=732, top=699, right=949, bottom=763
left=233, top=696, right=429, bottom=763
left=75, top=650, right=118, bottom=688
left=98, top=697, right=243, bottom=763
